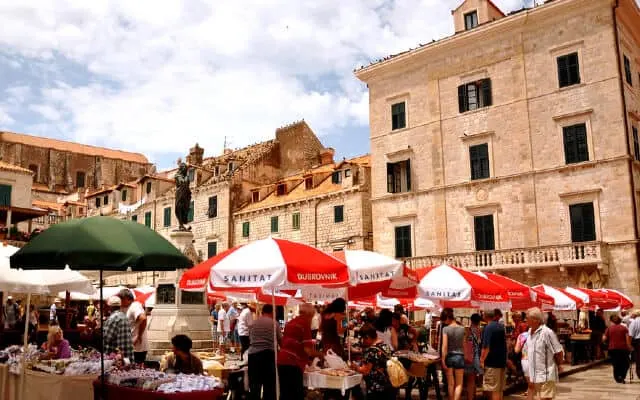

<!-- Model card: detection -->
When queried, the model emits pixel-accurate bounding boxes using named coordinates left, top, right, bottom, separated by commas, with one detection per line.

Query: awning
left=0, top=205, right=48, bottom=224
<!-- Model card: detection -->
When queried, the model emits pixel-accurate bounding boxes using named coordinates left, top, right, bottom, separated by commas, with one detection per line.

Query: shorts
left=483, top=367, right=506, bottom=392
left=521, top=359, right=529, bottom=378
left=445, top=353, right=465, bottom=369
left=533, top=381, right=556, bottom=398
left=465, top=354, right=482, bottom=375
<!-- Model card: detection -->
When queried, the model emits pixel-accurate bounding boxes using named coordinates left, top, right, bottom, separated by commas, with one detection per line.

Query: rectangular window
left=276, top=184, right=286, bottom=196
left=292, top=212, right=300, bottom=230
left=214, top=166, right=220, bottom=176
left=207, top=242, right=217, bottom=258
left=187, top=201, right=194, bottom=222
left=144, top=211, right=152, bottom=227
left=208, top=196, right=218, bottom=218
left=305, top=177, right=313, bottom=190
left=121, top=190, right=127, bottom=202
left=570, top=203, right=596, bottom=242
left=334, top=205, right=344, bottom=223
left=242, top=222, right=250, bottom=238
left=391, top=102, right=406, bottom=130
left=76, top=172, right=85, bottom=188
left=131, top=215, right=137, bottom=222
left=386, top=160, right=411, bottom=193
left=188, top=168, right=195, bottom=182
left=474, top=215, right=495, bottom=251
left=344, top=169, right=351, bottom=178
left=332, top=171, right=342, bottom=184
left=394, top=225, right=412, bottom=258
left=103, top=195, right=109, bottom=205
left=95, top=197, right=101, bottom=208
left=563, top=123, right=589, bottom=164
left=163, top=207, right=171, bottom=227
left=458, top=79, right=492, bottom=113
left=146, top=181, right=152, bottom=194
left=624, top=55, right=633, bottom=86
left=470, top=143, right=490, bottom=180
left=0, top=184, right=11, bottom=206
left=464, top=10, right=478, bottom=30
left=271, top=216, right=279, bottom=233
left=633, top=127, right=640, bottom=162
left=252, top=191, right=260, bottom=203
left=557, top=53, right=581, bottom=88
left=228, top=162, right=235, bottom=172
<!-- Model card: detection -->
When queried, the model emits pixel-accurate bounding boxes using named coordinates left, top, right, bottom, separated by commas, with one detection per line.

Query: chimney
left=186, top=143, right=204, bottom=166
left=320, top=148, right=335, bottom=165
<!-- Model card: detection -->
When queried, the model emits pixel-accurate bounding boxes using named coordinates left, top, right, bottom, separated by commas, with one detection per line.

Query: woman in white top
left=374, top=309, right=398, bottom=350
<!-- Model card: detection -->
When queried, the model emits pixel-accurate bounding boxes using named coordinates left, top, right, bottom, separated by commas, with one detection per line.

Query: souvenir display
left=106, top=369, right=223, bottom=393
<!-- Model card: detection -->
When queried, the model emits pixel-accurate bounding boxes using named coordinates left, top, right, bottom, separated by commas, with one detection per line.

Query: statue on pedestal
left=174, top=161, right=192, bottom=231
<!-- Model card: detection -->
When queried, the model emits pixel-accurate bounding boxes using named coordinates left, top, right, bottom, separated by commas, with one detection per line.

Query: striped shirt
left=526, top=325, right=563, bottom=384
left=249, top=316, right=282, bottom=355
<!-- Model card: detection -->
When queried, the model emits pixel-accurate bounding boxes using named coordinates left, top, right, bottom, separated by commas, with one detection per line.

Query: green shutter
left=207, top=242, right=217, bottom=258
left=187, top=201, right=194, bottom=222
left=0, top=185, right=11, bottom=206
left=144, top=212, right=152, bottom=227
left=271, top=216, right=279, bottom=233
left=163, top=207, right=171, bottom=227
left=292, top=212, right=300, bottom=230
left=242, top=222, right=250, bottom=238
left=334, top=206, right=344, bottom=223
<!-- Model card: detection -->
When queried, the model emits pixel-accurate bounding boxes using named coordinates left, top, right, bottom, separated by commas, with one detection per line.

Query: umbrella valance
left=10, top=216, right=191, bottom=271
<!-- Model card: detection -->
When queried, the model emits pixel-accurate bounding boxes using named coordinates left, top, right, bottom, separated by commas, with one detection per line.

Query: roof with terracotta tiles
left=0, top=131, right=150, bottom=164
left=64, top=200, right=86, bottom=207
left=32, top=199, right=65, bottom=212
left=237, top=154, right=370, bottom=213
left=32, top=183, right=68, bottom=194
left=86, top=186, right=115, bottom=198
left=0, top=160, right=34, bottom=175
left=136, top=174, right=175, bottom=184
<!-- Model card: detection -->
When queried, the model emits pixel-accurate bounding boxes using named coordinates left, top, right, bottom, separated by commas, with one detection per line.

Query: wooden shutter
left=144, top=212, right=151, bottom=227
left=474, top=215, right=495, bottom=251
left=292, top=213, right=300, bottom=230
left=271, top=216, right=279, bottom=233
left=387, top=163, right=395, bottom=193
left=95, top=197, right=101, bottom=208
left=242, top=222, right=250, bottom=237
left=570, top=203, right=595, bottom=242
left=164, top=207, right=171, bottom=227
left=575, top=124, right=588, bottom=162
left=557, top=56, right=568, bottom=87
left=405, top=159, right=411, bottom=191
left=187, top=201, right=194, bottom=222
left=563, top=126, right=577, bottom=163
left=568, top=53, right=580, bottom=85
left=208, top=196, right=217, bottom=218
left=394, top=226, right=411, bottom=258
left=0, top=185, right=11, bottom=206
left=481, top=79, right=492, bottom=107
left=334, top=206, right=344, bottom=223
left=207, top=242, right=217, bottom=258
left=458, top=85, right=468, bottom=113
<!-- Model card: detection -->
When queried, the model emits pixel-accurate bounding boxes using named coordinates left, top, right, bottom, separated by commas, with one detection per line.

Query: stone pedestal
left=147, top=231, right=213, bottom=358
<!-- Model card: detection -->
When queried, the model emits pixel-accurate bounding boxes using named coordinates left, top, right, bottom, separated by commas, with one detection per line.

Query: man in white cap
left=103, top=296, right=134, bottom=361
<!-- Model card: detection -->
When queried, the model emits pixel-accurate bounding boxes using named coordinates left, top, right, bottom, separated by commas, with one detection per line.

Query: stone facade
left=356, top=0, right=640, bottom=302
left=233, top=155, right=372, bottom=252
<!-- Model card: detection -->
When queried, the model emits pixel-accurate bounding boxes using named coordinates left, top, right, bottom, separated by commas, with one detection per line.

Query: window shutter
left=207, top=242, right=217, bottom=258
left=387, top=163, right=395, bottom=193
left=568, top=53, right=580, bottom=85
left=557, top=56, right=568, bottom=87
left=208, top=196, right=217, bottom=218
left=144, top=212, right=151, bottom=227
left=563, top=127, right=577, bottom=163
left=576, top=125, right=588, bottom=162
left=0, top=185, right=11, bottom=206
left=163, top=207, right=171, bottom=227
left=570, top=205, right=585, bottom=242
left=458, top=85, right=468, bottom=113
left=405, top=159, right=411, bottom=191
left=242, top=222, right=250, bottom=237
left=485, top=215, right=495, bottom=250
left=271, top=216, right=278, bottom=233
left=582, top=203, right=595, bottom=241
left=187, top=201, right=194, bottom=222
left=481, top=79, right=492, bottom=107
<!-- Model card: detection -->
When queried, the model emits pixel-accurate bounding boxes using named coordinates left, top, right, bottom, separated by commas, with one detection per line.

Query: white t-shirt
left=49, top=304, right=57, bottom=321
left=237, top=308, right=254, bottom=337
left=217, top=309, right=230, bottom=333
left=127, top=301, right=149, bottom=352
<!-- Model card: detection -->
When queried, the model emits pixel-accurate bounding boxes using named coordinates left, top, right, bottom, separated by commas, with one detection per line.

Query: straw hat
left=107, top=296, right=122, bottom=307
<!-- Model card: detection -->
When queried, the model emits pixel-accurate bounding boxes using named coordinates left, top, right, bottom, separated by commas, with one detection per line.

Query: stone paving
left=505, top=364, right=639, bottom=400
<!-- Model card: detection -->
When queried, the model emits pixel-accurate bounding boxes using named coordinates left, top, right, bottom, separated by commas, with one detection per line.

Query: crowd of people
left=207, top=298, right=640, bottom=400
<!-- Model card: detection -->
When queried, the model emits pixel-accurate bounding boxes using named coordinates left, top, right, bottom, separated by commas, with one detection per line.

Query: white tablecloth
left=303, top=372, right=362, bottom=395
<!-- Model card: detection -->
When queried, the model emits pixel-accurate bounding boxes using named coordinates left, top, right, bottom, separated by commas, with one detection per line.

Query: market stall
left=394, top=351, right=441, bottom=400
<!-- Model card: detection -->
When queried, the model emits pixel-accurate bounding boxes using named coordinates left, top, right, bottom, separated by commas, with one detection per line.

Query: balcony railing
left=404, top=241, right=607, bottom=272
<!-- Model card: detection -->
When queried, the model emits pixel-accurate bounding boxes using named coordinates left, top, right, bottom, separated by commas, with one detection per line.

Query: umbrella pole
left=19, top=292, right=31, bottom=400
left=100, top=269, right=105, bottom=400
left=272, top=291, right=280, bottom=400
left=345, top=290, right=350, bottom=362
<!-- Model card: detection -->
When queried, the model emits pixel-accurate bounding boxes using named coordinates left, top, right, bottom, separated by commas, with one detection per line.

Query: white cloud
left=0, top=0, right=635, bottom=167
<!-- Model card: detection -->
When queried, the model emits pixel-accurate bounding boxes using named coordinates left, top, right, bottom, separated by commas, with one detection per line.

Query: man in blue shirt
left=480, top=309, right=507, bottom=400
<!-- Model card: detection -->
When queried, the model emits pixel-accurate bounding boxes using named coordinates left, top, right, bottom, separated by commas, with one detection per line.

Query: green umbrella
left=10, top=216, right=191, bottom=271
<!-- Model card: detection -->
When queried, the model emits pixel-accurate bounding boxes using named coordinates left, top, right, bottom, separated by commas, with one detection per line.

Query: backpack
left=376, top=344, right=408, bottom=388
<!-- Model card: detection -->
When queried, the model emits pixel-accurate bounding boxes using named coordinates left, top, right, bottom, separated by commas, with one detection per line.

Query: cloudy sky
left=0, top=0, right=627, bottom=169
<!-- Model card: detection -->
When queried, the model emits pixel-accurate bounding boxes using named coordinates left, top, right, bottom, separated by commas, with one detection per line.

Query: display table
left=303, top=372, right=362, bottom=395
left=570, top=334, right=593, bottom=365
left=92, top=381, right=223, bottom=400
left=1, top=369, right=96, bottom=400
left=395, top=355, right=442, bottom=400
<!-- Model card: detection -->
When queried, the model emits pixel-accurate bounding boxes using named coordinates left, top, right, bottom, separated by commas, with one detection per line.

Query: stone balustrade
left=405, top=241, right=607, bottom=272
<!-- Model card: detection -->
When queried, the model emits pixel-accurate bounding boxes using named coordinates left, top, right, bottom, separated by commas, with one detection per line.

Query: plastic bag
left=387, top=357, right=409, bottom=388
left=324, top=349, right=348, bottom=369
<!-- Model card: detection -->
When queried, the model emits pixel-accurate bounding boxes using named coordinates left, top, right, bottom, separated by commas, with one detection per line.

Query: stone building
left=103, top=121, right=330, bottom=286
left=356, top=0, right=640, bottom=301
left=233, top=154, right=372, bottom=252
left=0, top=161, right=47, bottom=238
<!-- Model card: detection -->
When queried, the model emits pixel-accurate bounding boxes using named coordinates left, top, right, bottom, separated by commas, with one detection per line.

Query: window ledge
left=553, top=108, right=593, bottom=121
left=557, top=82, right=585, bottom=92
left=460, top=131, right=495, bottom=142
left=459, top=106, right=491, bottom=116
left=388, top=213, right=417, bottom=222
left=389, top=126, right=410, bottom=135
left=558, top=188, right=602, bottom=199
left=386, top=146, right=413, bottom=159
left=549, top=40, right=584, bottom=55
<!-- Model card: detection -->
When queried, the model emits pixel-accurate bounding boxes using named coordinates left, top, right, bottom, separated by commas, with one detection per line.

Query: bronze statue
left=174, top=162, right=192, bottom=231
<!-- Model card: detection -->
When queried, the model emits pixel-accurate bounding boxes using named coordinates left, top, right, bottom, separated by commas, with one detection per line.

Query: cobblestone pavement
left=505, top=364, right=640, bottom=399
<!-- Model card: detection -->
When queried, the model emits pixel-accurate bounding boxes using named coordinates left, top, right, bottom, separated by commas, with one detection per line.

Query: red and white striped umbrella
left=332, top=250, right=403, bottom=286
left=596, top=288, right=634, bottom=311
left=565, top=287, right=618, bottom=310
left=475, top=272, right=555, bottom=310
left=415, top=264, right=509, bottom=309
left=178, top=238, right=349, bottom=291
left=532, top=285, right=584, bottom=311
left=348, top=295, right=436, bottom=310
left=206, top=285, right=302, bottom=307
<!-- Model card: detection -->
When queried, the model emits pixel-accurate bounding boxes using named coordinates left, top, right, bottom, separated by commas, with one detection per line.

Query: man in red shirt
left=278, top=303, right=323, bottom=400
